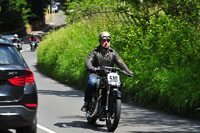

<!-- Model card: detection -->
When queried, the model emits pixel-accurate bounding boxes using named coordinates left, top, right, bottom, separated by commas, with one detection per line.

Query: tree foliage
left=113, top=0, right=200, bottom=117
left=63, top=0, right=120, bottom=23
left=0, top=0, right=50, bottom=32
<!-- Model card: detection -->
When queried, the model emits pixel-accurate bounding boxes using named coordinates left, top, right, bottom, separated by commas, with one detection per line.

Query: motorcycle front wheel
left=31, top=46, right=35, bottom=52
left=87, top=115, right=97, bottom=124
left=106, top=99, right=121, bottom=132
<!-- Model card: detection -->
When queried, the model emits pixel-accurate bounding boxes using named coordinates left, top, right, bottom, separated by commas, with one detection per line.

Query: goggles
left=101, top=36, right=111, bottom=41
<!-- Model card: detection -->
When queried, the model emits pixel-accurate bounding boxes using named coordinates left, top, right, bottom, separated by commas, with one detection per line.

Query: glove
left=90, top=67, right=97, bottom=73
left=128, top=71, right=134, bottom=77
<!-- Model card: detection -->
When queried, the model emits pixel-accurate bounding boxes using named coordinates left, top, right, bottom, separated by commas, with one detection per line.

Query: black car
left=0, top=40, right=38, bottom=133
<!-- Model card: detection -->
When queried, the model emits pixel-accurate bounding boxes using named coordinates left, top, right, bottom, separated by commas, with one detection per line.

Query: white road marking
left=37, top=124, right=57, bottom=133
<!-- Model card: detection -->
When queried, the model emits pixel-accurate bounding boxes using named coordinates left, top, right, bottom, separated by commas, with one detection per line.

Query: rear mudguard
left=113, top=88, right=121, bottom=99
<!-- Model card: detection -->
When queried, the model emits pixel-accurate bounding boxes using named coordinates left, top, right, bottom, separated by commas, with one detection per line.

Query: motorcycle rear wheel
left=106, top=99, right=121, bottom=132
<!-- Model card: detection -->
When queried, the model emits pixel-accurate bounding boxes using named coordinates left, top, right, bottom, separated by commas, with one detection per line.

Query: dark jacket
left=29, top=36, right=39, bottom=42
left=85, top=45, right=130, bottom=72
left=12, top=38, right=20, bottom=43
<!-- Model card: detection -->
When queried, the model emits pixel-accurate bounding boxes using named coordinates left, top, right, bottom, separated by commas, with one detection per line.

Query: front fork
left=105, top=86, right=121, bottom=111
left=106, top=86, right=110, bottom=111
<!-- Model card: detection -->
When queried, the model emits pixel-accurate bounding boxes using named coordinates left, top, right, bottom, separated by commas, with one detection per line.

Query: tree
left=0, top=0, right=50, bottom=33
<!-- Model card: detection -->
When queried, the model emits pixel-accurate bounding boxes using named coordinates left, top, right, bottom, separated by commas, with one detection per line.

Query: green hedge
left=37, top=12, right=200, bottom=118
left=114, top=15, right=200, bottom=117
left=38, top=0, right=200, bottom=118
left=37, top=17, right=123, bottom=87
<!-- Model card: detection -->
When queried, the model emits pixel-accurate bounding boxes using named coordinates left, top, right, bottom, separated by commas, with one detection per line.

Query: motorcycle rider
left=12, top=34, right=22, bottom=50
left=29, top=34, right=39, bottom=50
left=81, top=31, right=133, bottom=112
left=12, top=34, right=20, bottom=43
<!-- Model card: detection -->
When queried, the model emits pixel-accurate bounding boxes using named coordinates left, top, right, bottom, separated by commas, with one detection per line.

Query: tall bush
left=37, top=15, right=123, bottom=87
left=113, top=13, right=200, bottom=117
left=38, top=0, right=200, bottom=118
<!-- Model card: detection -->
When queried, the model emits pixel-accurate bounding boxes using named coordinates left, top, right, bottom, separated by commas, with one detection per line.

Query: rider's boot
left=81, top=102, right=89, bottom=112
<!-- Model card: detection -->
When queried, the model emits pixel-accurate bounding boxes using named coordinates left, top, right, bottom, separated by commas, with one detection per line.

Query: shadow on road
left=37, top=89, right=84, bottom=97
left=52, top=105, right=200, bottom=133
left=54, top=114, right=107, bottom=132
left=54, top=121, right=107, bottom=132
left=119, top=104, right=200, bottom=132
left=54, top=108, right=200, bottom=133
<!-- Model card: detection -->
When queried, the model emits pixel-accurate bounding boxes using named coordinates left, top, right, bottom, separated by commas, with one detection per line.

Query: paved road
left=2, top=9, right=200, bottom=133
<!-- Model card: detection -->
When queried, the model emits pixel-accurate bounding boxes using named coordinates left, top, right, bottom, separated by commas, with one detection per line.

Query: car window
left=0, top=46, right=24, bottom=65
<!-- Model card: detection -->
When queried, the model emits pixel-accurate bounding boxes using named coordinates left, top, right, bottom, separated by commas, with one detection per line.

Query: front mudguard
left=113, top=89, right=121, bottom=99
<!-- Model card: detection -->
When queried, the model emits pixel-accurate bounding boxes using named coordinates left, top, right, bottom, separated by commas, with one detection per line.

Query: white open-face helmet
left=99, top=31, right=111, bottom=42
left=14, top=34, right=18, bottom=38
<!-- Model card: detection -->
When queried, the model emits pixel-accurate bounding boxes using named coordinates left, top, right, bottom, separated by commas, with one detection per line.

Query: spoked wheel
left=87, top=102, right=97, bottom=124
left=106, top=99, right=121, bottom=132
left=32, top=46, right=35, bottom=52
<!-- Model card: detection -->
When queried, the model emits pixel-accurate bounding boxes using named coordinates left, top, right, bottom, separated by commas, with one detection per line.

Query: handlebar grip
left=127, top=73, right=133, bottom=77
left=90, top=67, right=102, bottom=72
left=128, top=71, right=134, bottom=77
left=121, top=70, right=133, bottom=77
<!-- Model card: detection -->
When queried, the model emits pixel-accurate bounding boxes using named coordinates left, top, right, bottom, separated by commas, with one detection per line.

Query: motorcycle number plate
left=107, top=73, right=120, bottom=86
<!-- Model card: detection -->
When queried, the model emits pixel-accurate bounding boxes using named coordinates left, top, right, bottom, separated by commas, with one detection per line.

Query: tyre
left=106, top=99, right=121, bottom=132
left=32, top=46, right=35, bottom=52
left=87, top=115, right=97, bottom=124
left=87, top=100, right=98, bottom=124
left=19, top=44, right=22, bottom=50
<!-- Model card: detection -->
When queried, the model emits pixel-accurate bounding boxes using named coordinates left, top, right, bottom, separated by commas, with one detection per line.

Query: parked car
left=0, top=35, right=15, bottom=43
left=0, top=38, right=9, bottom=43
left=0, top=40, right=38, bottom=133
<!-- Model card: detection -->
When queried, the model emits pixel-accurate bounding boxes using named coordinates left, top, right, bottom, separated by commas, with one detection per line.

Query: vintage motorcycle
left=86, top=66, right=133, bottom=132
left=30, top=41, right=38, bottom=51
left=13, top=42, right=22, bottom=51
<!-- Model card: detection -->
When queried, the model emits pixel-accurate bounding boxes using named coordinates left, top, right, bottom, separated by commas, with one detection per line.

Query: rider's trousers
left=84, top=74, right=100, bottom=103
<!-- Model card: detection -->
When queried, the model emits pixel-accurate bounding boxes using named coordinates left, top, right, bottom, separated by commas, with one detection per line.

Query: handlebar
left=94, top=66, right=133, bottom=77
